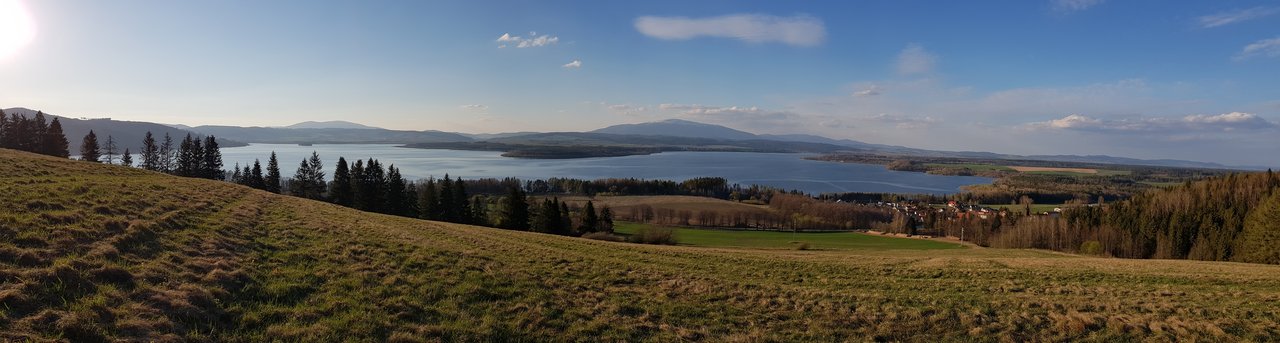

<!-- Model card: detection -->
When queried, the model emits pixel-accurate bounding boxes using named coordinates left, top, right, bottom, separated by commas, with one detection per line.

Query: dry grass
left=3, top=148, right=1280, bottom=341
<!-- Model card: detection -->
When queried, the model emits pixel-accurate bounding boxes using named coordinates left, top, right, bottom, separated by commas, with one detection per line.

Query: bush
left=1080, top=241, right=1103, bottom=256
left=792, top=242, right=811, bottom=251
left=582, top=232, right=624, bottom=242
left=627, top=227, right=676, bottom=245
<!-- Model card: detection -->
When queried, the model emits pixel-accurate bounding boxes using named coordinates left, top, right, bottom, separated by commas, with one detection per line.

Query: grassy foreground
left=3, top=149, right=1280, bottom=341
left=613, top=222, right=964, bottom=251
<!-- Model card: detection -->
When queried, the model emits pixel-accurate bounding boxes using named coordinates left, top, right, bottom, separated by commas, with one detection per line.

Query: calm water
left=219, top=144, right=991, bottom=194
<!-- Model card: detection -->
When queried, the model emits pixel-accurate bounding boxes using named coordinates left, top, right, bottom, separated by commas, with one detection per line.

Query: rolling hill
left=3, top=107, right=248, bottom=151
left=2, top=148, right=1279, bottom=341
left=187, top=125, right=473, bottom=144
left=281, top=120, right=381, bottom=130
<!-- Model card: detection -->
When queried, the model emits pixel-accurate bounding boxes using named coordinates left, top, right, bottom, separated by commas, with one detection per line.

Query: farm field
left=613, top=222, right=964, bottom=251
left=3, top=149, right=1280, bottom=341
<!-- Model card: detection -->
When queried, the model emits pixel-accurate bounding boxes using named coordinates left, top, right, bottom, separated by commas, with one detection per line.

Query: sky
left=0, top=0, right=1277, bottom=167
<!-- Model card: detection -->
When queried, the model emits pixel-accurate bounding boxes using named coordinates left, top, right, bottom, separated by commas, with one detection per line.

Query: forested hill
left=3, top=107, right=247, bottom=150
left=992, top=170, right=1280, bottom=264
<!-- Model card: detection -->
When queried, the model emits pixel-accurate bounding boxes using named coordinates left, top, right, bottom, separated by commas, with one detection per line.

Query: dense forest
left=929, top=171, right=1280, bottom=264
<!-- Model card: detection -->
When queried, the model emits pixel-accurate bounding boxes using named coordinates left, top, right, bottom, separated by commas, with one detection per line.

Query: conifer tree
left=159, top=133, right=175, bottom=173
left=598, top=205, right=615, bottom=232
left=79, top=130, right=101, bottom=163
left=265, top=152, right=282, bottom=193
left=231, top=163, right=242, bottom=183
left=418, top=178, right=439, bottom=220
left=0, top=110, right=7, bottom=148
left=1234, top=192, right=1280, bottom=264
left=251, top=159, right=265, bottom=189
left=290, top=151, right=326, bottom=200
left=121, top=148, right=133, bottom=167
left=454, top=177, right=471, bottom=223
left=202, top=136, right=222, bottom=180
left=42, top=117, right=70, bottom=158
left=141, top=132, right=159, bottom=171
left=331, top=157, right=353, bottom=206
left=559, top=201, right=572, bottom=234
left=28, top=112, right=47, bottom=153
left=500, top=186, right=530, bottom=230
left=385, top=165, right=408, bottom=216
left=439, top=175, right=456, bottom=221
left=579, top=201, right=599, bottom=233
left=104, top=135, right=118, bottom=164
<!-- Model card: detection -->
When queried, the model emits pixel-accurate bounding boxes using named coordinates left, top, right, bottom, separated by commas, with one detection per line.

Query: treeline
left=0, top=110, right=70, bottom=158
left=941, top=171, right=1280, bottom=264
left=615, top=194, right=894, bottom=231
left=227, top=152, right=617, bottom=238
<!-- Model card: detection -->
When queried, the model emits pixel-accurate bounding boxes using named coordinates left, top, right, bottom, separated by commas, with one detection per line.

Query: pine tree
left=0, top=110, right=7, bottom=148
left=103, top=135, right=118, bottom=164
left=351, top=159, right=368, bottom=210
left=176, top=134, right=195, bottom=176
left=230, top=163, right=242, bottom=183
left=290, top=151, right=326, bottom=200
left=265, top=152, right=282, bottom=193
left=579, top=201, right=599, bottom=233
left=141, top=132, right=159, bottom=171
left=559, top=201, right=572, bottom=234
left=251, top=159, right=265, bottom=189
left=439, top=175, right=456, bottom=221
left=331, top=157, right=353, bottom=206
left=79, top=130, right=101, bottom=163
left=159, top=133, right=175, bottom=173
left=28, top=112, right=47, bottom=154
left=42, top=118, right=70, bottom=158
left=500, top=186, right=530, bottom=230
left=418, top=178, right=439, bottom=220
left=598, top=205, right=615, bottom=232
left=470, top=196, right=487, bottom=226
left=454, top=178, right=471, bottom=224
left=121, top=148, right=133, bottom=167
left=385, top=165, right=407, bottom=216
left=202, top=136, right=222, bottom=180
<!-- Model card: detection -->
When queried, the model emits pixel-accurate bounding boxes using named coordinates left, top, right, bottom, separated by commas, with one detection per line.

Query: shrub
left=627, top=227, right=676, bottom=245
left=1080, top=241, right=1103, bottom=256
left=793, top=242, right=811, bottom=251
left=582, top=232, right=624, bottom=242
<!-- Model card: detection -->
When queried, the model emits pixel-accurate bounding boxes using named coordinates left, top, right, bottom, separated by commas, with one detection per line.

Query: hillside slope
left=2, top=149, right=1279, bottom=341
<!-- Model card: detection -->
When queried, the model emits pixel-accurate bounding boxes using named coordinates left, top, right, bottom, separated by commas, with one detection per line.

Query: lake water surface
left=220, top=144, right=991, bottom=195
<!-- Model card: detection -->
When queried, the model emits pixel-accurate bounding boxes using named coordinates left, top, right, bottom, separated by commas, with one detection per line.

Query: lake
left=220, top=144, right=991, bottom=195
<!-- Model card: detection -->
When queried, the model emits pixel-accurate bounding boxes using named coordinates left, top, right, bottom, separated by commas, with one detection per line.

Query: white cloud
left=494, top=32, right=559, bottom=48
left=865, top=113, right=939, bottom=129
left=562, top=59, right=582, bottom=69
left=896, top=44, right=937, bottom=75
left=853, top=85, right=882, bottom=97
left=1235, top=37, right=1280, bottom=60
left=1197, top=7, right=1279, bottom=28
left=658, top=103, right=805, bottom=129
left=606, top=104, right=647, bottom=116
left=460, top=104, right=487, bottom=110
left=1051, top=0, right=1105, bottom=13
left=634, top=14, right=825, bottom=47
left=1027, top=112, right=1276, bottom=133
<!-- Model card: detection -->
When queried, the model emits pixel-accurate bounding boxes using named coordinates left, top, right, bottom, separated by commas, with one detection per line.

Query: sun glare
left=0, top=0, right=36, bottom=61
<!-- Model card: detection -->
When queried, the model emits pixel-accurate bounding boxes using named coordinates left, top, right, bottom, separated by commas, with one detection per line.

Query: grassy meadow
left=613, top=222, right=964, bottom=251
left=3, top=148, right=1280, bottom=341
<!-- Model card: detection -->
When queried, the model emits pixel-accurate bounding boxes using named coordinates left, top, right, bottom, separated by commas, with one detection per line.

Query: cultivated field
left=3, top=149, right=1280, bottom=341
left=613, top=222, right=964, bottom=251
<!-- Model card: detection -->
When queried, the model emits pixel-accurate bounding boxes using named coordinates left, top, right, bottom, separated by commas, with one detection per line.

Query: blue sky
left=0, top=0, right=1277, bottom=166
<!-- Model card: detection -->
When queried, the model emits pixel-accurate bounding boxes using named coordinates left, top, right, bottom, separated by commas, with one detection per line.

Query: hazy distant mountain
left=283, top=121, right=381, bottom=130
left=591, top=119, right=759, bottom=141
left=463, top=132, right=540, bottom=140
left=3, top=107, right=248, bottom=151
left=189, top=125, right=472, bottom=144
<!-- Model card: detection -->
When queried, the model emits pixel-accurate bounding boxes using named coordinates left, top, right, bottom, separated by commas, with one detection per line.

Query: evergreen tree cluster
left=0, top=109, right=70, bottom=158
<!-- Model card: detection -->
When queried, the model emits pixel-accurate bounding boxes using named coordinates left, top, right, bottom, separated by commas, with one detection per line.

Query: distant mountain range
left=281, top=120, right=381, bottom=130
left=2, top=107, right=1246, bottom=169
left=2, top=108, right=248, bottom=151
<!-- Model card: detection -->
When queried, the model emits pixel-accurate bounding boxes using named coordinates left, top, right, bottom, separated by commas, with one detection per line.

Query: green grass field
left=613, top=222, right=964, bottom=251
left=4, top=149, right=1280, bottom=341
